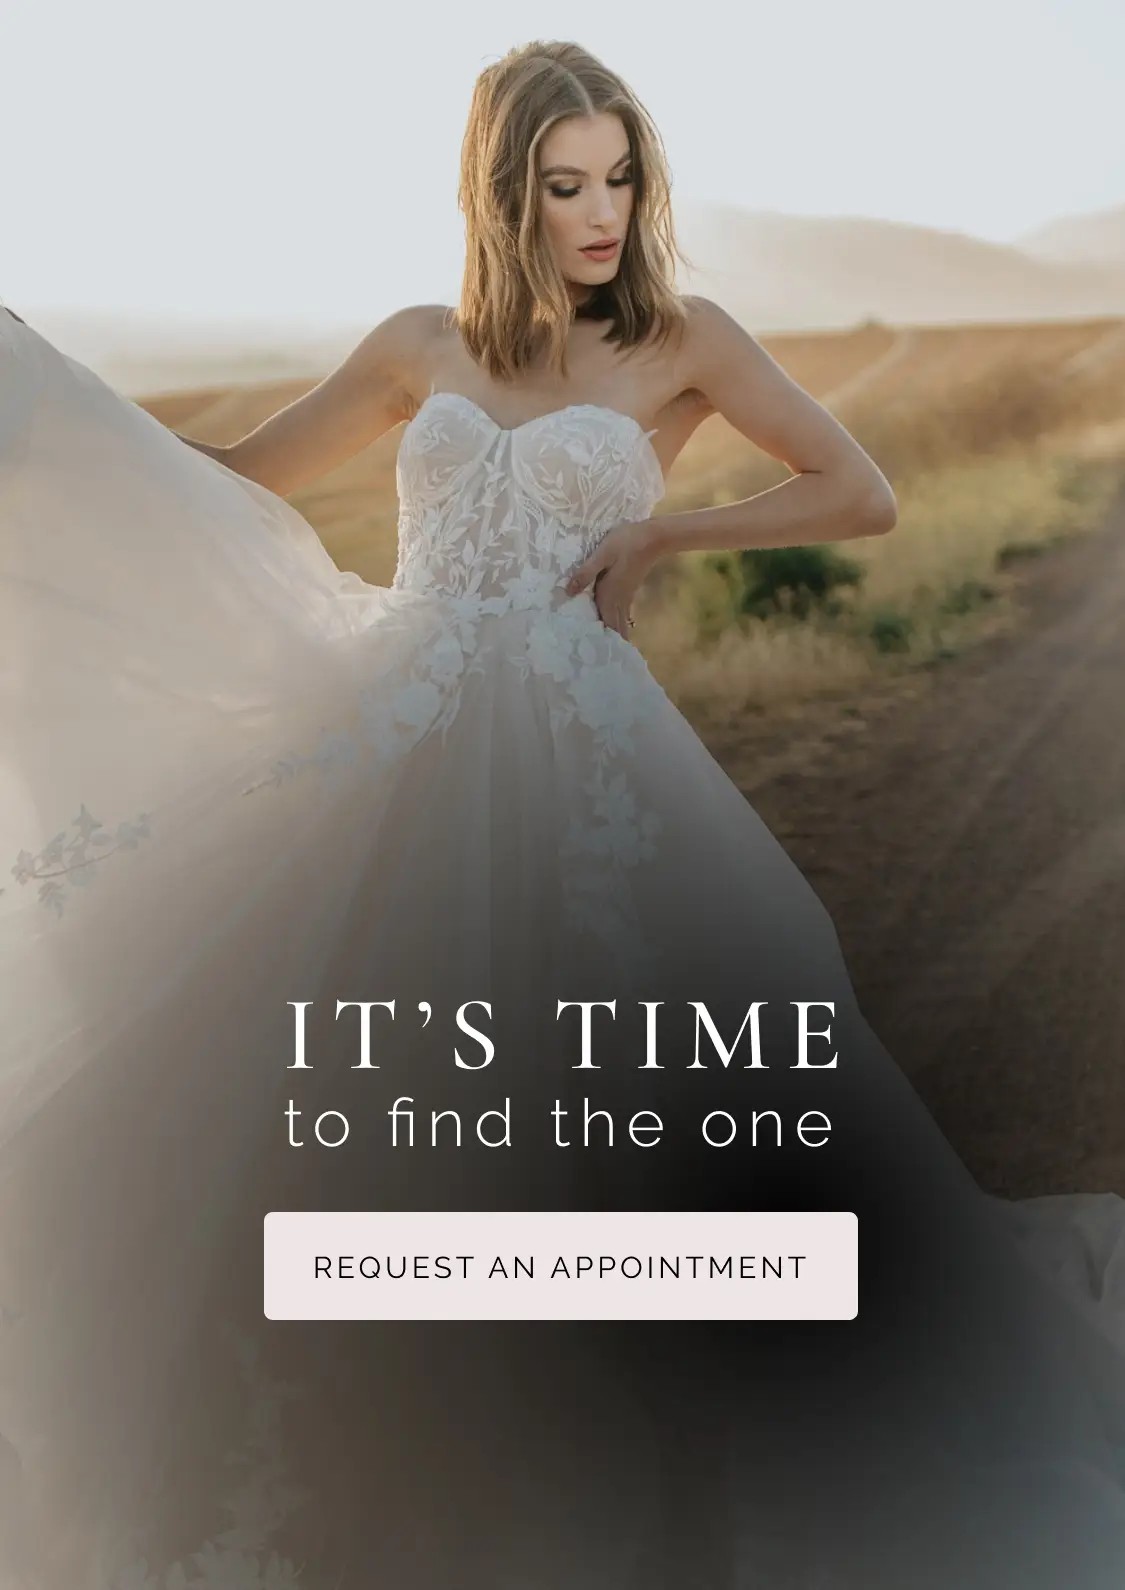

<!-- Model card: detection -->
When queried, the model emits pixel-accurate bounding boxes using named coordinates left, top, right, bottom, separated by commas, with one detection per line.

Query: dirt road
left=708, top=484, right=1125, bottom=1199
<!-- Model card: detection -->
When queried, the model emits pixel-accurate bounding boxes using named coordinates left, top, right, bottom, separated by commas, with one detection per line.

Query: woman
left=1, top=37, right=1124, bottom=1590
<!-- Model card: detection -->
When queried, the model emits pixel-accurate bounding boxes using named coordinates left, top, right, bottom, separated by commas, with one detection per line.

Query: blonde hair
left=455, top=40, right=690, bottom=381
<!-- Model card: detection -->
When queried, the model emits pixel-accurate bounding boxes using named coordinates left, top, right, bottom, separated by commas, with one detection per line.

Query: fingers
left=586, top=570, right=620, bottom=639
left=565, top=563, right=636, bottom=641
left=565, top=557, right=603, bottom=596
left=601, top=595, right=633, bottom=641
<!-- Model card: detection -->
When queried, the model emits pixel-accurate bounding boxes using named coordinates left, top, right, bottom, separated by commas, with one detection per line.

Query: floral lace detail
left=240, top=396, right=669, bottom=971
left=395, top=395, right=668, bottom=972
left=391, top=390, right=662, bottom=607
left=514, top=599, right=664, bottom=975
left=11, top=402, right=669, bottom=977
left=239, top=617, right=476, bottom=797
left=9, top=803, right=151, bottom=916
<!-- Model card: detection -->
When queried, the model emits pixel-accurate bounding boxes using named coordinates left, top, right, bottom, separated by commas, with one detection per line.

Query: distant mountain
left=673, top=202, right=1125, bottom=331
left=1018, top=205, right=1125, bottom=267
left=9, top=197, right=1125, bottom=390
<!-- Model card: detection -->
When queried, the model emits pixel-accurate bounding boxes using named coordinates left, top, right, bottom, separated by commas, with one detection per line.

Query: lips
left=581, top=239, right=619, bottom=258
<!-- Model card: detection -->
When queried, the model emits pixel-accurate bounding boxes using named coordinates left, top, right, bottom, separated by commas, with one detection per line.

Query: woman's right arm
left=173, top=303, right=435, bottom=496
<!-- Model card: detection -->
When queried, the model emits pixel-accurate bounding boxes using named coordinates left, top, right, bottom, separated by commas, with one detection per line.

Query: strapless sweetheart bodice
left=391, top=390, right=665, bottom=613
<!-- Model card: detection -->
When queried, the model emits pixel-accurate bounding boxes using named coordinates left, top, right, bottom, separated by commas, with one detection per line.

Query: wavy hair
left=455, top=41, right=691, bottom=381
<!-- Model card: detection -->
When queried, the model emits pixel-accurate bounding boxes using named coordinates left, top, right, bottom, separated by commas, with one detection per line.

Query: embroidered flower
left=11, top=804, right=152, bottom=917
left=239, top=397, right=668, bottom=975
left=498, top=563, right=559, bottom=611
left=569, top=659, right=647, bottom=748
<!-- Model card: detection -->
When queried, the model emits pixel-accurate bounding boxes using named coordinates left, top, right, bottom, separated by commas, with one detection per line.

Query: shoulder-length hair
left=454, top=41, right=691, bottom=381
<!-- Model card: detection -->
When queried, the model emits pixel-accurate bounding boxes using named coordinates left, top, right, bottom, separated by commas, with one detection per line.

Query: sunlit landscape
left=138, top=312, right=1125, bottom=730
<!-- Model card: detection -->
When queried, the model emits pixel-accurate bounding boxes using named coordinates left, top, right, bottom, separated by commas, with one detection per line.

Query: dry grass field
left=140, top=314, right=1125, bottom=733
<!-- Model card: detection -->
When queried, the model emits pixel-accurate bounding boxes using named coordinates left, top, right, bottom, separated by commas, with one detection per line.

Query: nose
left=588, top=185, right=619, bottom=227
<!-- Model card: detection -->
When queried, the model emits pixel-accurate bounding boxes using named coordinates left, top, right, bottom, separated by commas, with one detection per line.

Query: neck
left=569, top=285, right=609, bottom=325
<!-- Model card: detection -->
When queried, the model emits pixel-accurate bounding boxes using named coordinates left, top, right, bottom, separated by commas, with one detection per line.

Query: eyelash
left=547, top=174, right=633, bottom=200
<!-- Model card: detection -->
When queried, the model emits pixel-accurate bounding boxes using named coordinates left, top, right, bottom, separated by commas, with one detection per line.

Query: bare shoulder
left=668, top=294, right=896, bottom=499
left=671, top=292, right=811, bottom=416
left=675, top=293, right=770, bottom=377
left=347, top=303, right=450, bottom=401
left=642, top=295, right=764, bottom=432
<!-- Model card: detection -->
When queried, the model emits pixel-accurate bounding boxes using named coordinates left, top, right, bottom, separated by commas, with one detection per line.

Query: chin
left=576, top=264, right=619, bottom=287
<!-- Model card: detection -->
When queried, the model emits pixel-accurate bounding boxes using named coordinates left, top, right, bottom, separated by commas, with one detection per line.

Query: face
left=537, top=112, right=635, bottom=298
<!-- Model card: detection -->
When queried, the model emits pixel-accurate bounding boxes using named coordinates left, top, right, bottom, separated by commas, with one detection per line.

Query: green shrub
left=704, top=544, right=865, bottom=622
left=868, top=608, right=914, bottom=652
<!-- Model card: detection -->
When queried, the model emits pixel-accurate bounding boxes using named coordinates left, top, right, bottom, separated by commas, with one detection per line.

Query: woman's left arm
left=566, top=296, right=897, bottom=635
left=647, top=295, right=897, bottom=557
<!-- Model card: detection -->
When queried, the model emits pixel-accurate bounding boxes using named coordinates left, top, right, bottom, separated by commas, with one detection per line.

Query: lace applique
left=391, top=391, right=662, bottom=608
left=515, top=600, right=664, bottom=975
left=240, top=396, right=668, bottom=975
left=238, top=607, right=478, bottom=796
left=9, top=804, right=152, bottom=917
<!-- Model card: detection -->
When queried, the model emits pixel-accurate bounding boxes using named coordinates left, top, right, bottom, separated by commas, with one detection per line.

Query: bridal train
left=2, top=307, right=1125, bottom=1587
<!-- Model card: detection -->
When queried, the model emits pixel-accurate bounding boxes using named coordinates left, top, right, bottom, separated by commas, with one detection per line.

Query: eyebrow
left=540, top=150, right=632, bottom=178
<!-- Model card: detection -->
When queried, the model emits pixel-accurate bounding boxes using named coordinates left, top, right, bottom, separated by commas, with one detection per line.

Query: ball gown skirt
left=2, top=308, right=1125, bottom=1588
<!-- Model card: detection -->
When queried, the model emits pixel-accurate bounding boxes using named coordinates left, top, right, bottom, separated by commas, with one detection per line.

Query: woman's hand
left=564, top=520, right=664, bottom=639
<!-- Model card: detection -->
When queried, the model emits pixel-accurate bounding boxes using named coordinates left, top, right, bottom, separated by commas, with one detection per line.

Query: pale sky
left=3, top=0, right=1122, bottom=327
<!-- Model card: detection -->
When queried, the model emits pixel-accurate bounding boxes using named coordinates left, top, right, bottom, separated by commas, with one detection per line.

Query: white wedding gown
left=3, top=305, right=1125, bottom=1589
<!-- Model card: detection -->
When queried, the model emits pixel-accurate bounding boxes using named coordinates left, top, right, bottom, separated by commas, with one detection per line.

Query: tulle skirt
left=3, top=309, right=1125, bottom=1588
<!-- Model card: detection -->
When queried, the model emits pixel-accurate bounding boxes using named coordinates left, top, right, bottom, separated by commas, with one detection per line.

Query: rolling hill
left=11, top=197, right=1125, bottom=394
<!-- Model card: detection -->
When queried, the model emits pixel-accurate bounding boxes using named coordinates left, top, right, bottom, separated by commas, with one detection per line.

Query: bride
left=3, top=36, right=1125, bottom=1590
